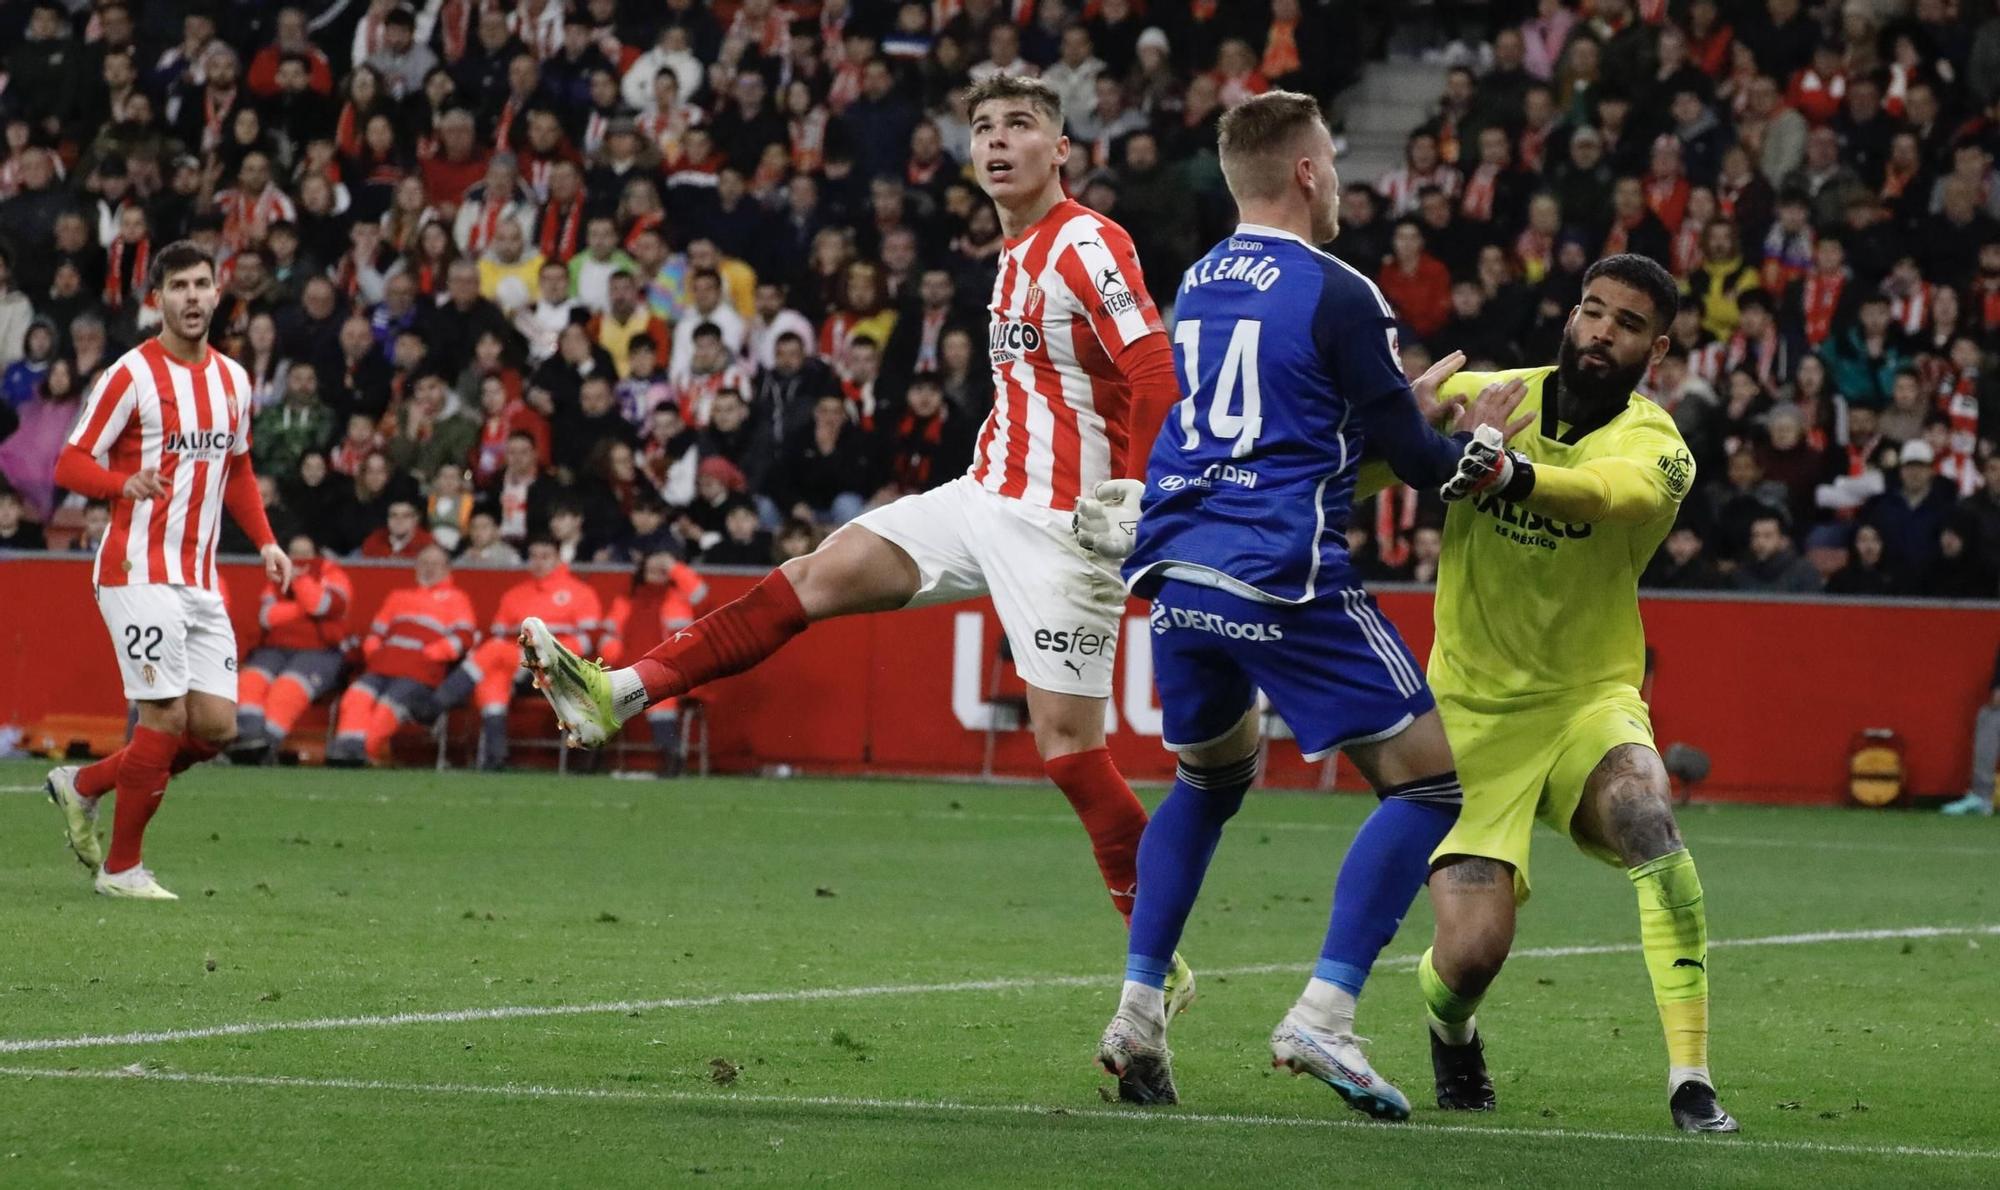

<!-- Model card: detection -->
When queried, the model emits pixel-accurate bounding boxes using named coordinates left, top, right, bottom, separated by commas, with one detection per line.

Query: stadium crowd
left=1350, top=0, right=2000, bottom=597
left=0, top=0, right=1992, bottom=602
left=0, top=0, right=1341, bottom=572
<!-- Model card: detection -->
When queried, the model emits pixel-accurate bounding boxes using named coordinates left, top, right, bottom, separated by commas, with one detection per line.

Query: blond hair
left=1217, top=90, right=1328, bottom=202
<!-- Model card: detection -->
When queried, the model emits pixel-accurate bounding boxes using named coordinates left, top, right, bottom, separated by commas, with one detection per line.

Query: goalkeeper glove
left=1440, top=425, right=1532, bottom=502
left=1071, top=478, right=1146, bottom=559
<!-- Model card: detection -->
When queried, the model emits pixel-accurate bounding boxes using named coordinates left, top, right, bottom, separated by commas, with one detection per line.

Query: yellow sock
left=1629, top=848, right=1710, bottom=1085
left=1417, top=947, right=1482, bottom=1044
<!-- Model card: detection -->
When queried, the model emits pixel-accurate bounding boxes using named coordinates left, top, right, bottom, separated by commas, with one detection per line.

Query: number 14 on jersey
left=1173, top=319, right=1264, bottom=459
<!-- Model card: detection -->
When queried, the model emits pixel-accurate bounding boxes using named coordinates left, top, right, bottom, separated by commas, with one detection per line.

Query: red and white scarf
left=1460, top=164, right=1499, bottom=222
left=465, top=194, right=511, bottom=255
left=104, top=235, right=149, bottom=310
left=1372, top=485, right=1418, bottom=570
left=1801, top=272, right=1845, bottom=346
left=1941, top=371, right=1983, bottom=497
left=538, top=195, right=584, bottom=262
left=1671, top=220, right=1706, bottom=277
left=1887, top=281, right=1932, bottom=336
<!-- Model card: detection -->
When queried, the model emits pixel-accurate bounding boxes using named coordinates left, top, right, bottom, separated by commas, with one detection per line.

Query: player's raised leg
left=45, top=762, right=103, bottom=869
left=1570, top=743, right=1737, bottom=1134
left=520, top=524, right=919, bottom=746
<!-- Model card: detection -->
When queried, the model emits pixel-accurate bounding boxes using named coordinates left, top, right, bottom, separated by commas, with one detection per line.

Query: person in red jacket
left=359, top=499, right=438, bottom=558
left=235, top=534, right=353, bottom=756
left=431, top=536, right=604, bottom=768
left=602, top=549, right=709, bottom=775
left=1377, top=219, right=1453, bottom=341
left=327, top=544, right=478, bottom=765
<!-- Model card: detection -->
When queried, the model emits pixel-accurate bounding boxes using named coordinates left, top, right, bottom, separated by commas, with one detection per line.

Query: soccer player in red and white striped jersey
left=520, top=77, right=1193, bottom=1000
left=44, top=241, right=292, bottom=901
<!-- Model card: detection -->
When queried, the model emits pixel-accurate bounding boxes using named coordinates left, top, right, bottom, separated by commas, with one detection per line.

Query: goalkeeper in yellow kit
left=1389, top=256, right=1737, bottom=1133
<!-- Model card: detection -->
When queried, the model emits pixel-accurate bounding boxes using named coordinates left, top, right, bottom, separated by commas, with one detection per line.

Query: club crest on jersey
left=141, top=663, right=157, bottom=686
left=1024, top=282, right=1045, bottom=315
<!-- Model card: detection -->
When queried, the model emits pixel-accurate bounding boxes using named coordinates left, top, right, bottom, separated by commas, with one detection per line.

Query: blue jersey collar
left=1232, top=222, right=1320, bottom=250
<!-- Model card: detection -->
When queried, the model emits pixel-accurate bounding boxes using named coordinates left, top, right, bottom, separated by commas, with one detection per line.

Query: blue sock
left=1315, top=772, right=1463, bottom=996
left=1124, top=754, right=1257, bottom=986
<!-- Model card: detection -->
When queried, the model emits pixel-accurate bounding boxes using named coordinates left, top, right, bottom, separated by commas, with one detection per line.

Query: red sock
left=632, top=571, right=809, bottom=701
left=171, top=733, right=221, bottom=776
left=76, top=749, right=125, bottom=799
left=105, top=726, right=179, bottom=875
left=1045, top=747, right=1149, bottom=923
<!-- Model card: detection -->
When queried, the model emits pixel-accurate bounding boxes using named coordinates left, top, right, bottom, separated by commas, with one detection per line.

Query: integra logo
left=165, top=430, right=236, bottom=454
left=989, top=321, right=1043, bottom=355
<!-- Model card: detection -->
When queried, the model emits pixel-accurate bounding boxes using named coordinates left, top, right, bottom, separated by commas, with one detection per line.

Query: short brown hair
left=965, top=75, right=1064, bottom=128
left=148, top=239, right=215, bottom=293
left=1217, top=90, right=1328, bottom=201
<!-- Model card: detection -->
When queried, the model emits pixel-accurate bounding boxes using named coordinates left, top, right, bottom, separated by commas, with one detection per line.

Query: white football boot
left=1269, top=1009, right=1411, bottom=1120
left=94, top=865, right=179, bottom=901
left=45, top=764, right=103, bottom=870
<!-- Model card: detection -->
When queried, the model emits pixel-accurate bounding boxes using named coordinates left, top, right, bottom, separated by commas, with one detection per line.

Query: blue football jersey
left=1125, top=224, right=1460, bottom=603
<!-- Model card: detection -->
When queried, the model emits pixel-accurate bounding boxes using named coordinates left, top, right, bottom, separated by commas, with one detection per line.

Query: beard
left=1557, top=332, right=1649, bottom=406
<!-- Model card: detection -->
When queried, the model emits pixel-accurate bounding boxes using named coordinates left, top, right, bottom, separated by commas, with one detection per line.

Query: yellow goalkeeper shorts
left=1430, top=685, right=1658, bottom=903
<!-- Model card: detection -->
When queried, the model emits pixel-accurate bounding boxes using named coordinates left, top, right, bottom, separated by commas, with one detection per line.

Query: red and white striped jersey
left=970, top=199, right=1165, bottom=511
left=67, top=339, right=254, bottom=592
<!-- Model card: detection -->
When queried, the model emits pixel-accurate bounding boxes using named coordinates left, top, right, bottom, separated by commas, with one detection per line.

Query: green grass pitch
left=1, top=760, right=1996, bottom=1187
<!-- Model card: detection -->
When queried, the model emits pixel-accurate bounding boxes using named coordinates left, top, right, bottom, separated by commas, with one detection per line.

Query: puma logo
left=670, top=629, right=696, bottom=645
left=1063, top=659, right=1083, bottom=676
left=1672, top=957, right=1706, bottom=971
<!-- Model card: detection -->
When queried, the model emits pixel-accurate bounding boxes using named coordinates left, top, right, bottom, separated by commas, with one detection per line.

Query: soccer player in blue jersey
left=1074, top=91, right=1529, bottom=1116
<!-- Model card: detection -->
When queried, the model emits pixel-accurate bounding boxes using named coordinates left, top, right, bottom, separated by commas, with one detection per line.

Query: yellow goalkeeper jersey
left=1427, top=365, right=1693, bottom=705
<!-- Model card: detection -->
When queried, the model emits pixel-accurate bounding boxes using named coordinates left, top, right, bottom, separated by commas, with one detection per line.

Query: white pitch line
left=13, top=783, right=1996, bottom=855
left=0, top=1065, right=1990, bottom=1163
left=1, top=923, right=1992, bottom=1057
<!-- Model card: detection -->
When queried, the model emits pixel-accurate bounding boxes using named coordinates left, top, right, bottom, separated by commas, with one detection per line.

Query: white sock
left=607, top=667, right=649, bottom=724
left=1669, top=1064, right=1712, bottom=1093
left=1294, top=977, right=1357, bottom=1034
left=1427, top=1010, right=1477, bottom=1046
left=1119, top=980, right=1166, bottom=1027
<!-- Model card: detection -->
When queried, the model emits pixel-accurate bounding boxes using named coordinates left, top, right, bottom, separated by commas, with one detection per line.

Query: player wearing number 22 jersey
left=45, top=241, right=284, bottom=901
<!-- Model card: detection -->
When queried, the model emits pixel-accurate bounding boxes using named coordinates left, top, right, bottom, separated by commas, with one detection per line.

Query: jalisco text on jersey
left=1470, top=490, right=1593, bottom=548
left=163, top=431, right=239, bottom=454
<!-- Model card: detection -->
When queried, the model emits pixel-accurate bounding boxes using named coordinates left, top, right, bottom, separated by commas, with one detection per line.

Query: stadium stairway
left=1337, top=59, right=1451, bottom=188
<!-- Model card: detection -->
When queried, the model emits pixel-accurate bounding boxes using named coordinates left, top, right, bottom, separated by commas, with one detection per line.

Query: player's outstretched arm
left=1495, top=433, right=1693, bottom=525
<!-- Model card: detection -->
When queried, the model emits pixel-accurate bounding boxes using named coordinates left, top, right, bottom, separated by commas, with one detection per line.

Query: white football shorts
left=849, top=476, right=1126, bottom=698
left=96, top=583, right=240, bottom=702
